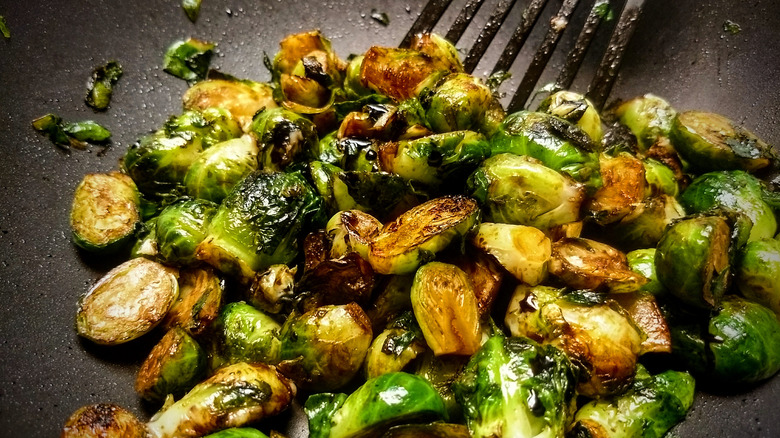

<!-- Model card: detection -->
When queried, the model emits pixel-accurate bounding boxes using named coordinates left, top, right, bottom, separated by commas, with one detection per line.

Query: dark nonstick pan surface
left=1, top=0, right=779, bottom=436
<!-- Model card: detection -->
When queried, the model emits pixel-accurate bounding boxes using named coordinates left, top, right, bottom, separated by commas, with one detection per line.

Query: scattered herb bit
left=723, top=20, right=742, bottom=35
left=85, top=61, right=123, bottom=111
left=163, top=38, right=215, bottom=83
left=594, top=0, right=614, bottom=21
left=0, top=15, right=9, bottom=38
left=32, top=114, right=111, bottom=150
left=63, top=121, right=112, bottom=143
left=370, top=9, right=390, bottom=26
left=182, top=0, right=202, bottom=23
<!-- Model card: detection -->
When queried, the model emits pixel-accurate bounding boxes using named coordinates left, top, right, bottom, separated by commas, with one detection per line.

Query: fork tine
left=508, top=0, right=582, bottom=112
left=462, top=0, right=519, bottom=73
left=490, top=0, right=550, bottom=75
left=586, top=0, right=646, bottom=109
left=401, top=0, right=455, bottom=47
left=444, top=0, right=486, bottom=44
left=555, top=0, right=609, bottom=91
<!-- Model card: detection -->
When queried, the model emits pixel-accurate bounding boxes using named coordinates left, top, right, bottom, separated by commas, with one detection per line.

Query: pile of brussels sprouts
left=63, top=30, right=780, bottom=438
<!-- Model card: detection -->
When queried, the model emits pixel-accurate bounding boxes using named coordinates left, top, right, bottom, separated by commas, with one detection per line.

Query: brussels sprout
left=343, top=55, right=373, bottom=98
left=368, top=195, right=480, bottom=275
left=278, top=303, right=373, bottom=391
left=366, top=274, right=415, bottom=332
left=161, top=267, right=223, bottom=337
left=570, top=366, right=695, bottom=438
left=670, top=110, right=776, bottom=172
left=203, top=429, right=269, bottom=438
left=538, top=90, right=603, bottom=143
left=247, top=264, right=298, bottom=314
left=146, top=362, right=295, bottom=438
left=412, top=350, right=470, bottom=422
left=164, top=108, right=242, bottom=150
left=163, top=38, right=215, bottom=82
left=155, top=198, right=218, bottom=266
left=70, top=172, right=141, bottom=253
left=379, top=130, right=490, bottom=188
left=443, top=249, right=504, bottom=317
left=250, top=108, right=319, bottom=171
left=182, top=78, right=278, bottom=131
left=205, top=302, right=282, bottom=371
left=612, top=94, right=676, bottom=151
left=489, top=111, right=600, bottom=187
left=303, top=229, right=332, bottom=272
left=297, top=253, right=376, bottom=310
left=364, top=312, right=426, bottom=379
left=122, top=131, right=202, bottom=197
left=608, top=194, right=687, bottom=250
left=76, top=258, right=178, bottom=345
left=405, top=32, right=463, bottom=73
left=452, top=336, right=577, bottom=438
left=736, top=238, right=780, bottom=316
left=61, top=403, right=146, bottom=438
left=326, top=210, right=383, bottom=260
left=681, top=170, right=778, bottom=241
left=360, top=46, right=457, bottom=101
left=549, top=238, right=647, bottom=293
left=411, top=262, right=482, bottom=356
left=131, top=217, right=159, bottom=259
left=586, top=153, right=646, bottom=225
left=626, top=248, right=668, bottom=296
left=643, top=158, right=679, bottom=197
left=196, top=170, right=323, bottom=282
left=184, top=136, right=259, bottom=203
left=305, top=372, right=448, bottom=438
left=655, top=214, right=734, bottom=309
left=421, top=73, right=505, bottom=137
left=382, top=423, right=470, bottom=438
left=610, top=291, right=672, bottom=354
left=505, top=286, right=642, bottom=397
left=467, top=153, right=585, bottom=230
left=135, top=327, right=207, bottom=402
left=470, top=222, right=551, bottom=286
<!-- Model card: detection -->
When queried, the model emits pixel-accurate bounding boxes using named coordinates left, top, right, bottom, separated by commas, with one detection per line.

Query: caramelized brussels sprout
left=326, top=210, right=383, bottom=260
left=122, top=131, right=202, bottom=197
left=164, top=108, right=242, bottom=150
left=70, top=172, right=140, bottom=253
left=146, top=362, right=295, bottom=438
left=205, top=302, right=282, bottom=371
left=183, top=78, right=277, bottom=131
left=360, top=46, right=457, bottom=101
left=405, top=32, right=463, bottom=73
left=278, top=303, right=373, bottom=391
left=470, top=222, right=551, bottom=286
left=610, top=291, right=672, bottom=354
left=586, top=153, right=646, bottom=225
left=443, top=249, right=504, bottom=317
left=250, top=108, right=318, bottom=171
left=135, top=327, right=206, bottom=402
left=76, top=258, right=178, bottom=345
left=467, top=153, right=585, bottom=229
left=297, top=252, right=376, bottom=309
left=422, top=73, right=505, bottom=137
left=538, top=90, right=603, bottom=143
left=247, top=264, right=298, bottom=314
left=549, top=238, right=647, bottom=293
left=161, top=267, right=223, bottom=337
left=608, top=194, right=686, bottom=250
left=61, top=403, right=146, bottom=438
left=184, top=136, right=259, bottom=203
left=364, top=312, right=426, bottom=379
left=155, top=198, right=218, bottom=266
left=612, top=94, right=676, bottom=151
left=736, top=238, right=780, bottom=316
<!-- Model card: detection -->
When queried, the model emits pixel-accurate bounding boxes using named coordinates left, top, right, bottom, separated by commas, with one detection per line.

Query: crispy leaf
left=85, top=61, right=123, bottom=111
left=0, top=15, right=9, bottom=38
left=63, top=121, right=112, bottom=143
left=182, top=0, right=202, bottom=22
left=163, top=38, right=215, bottom=82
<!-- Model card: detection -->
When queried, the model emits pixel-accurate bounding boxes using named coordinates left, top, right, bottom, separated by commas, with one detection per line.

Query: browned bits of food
left=61, top=403, right=146, bottom=438
left=549, top=237, right=648, bottom=293
left=161, top=267, right=223, bottom=337
left=586, top=153, right=647, bottom=225
left=297, top=252, right=376, bottom=310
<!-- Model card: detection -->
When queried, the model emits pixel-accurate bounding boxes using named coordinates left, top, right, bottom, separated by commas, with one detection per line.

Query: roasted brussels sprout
left=184, top=136, right=259, bottom=203
left=452, top=336, right=577, bottom=438
left=359, top=46, right=457, bottom=101
left=405, top=32, right=463, bottom=72
left=570, top=365, right=695, bottom=438
left=155, top=198, right=218, bottom=266
left=247, top=264, right=298, bottom=314
left=442, top=248, right=504, bottom=317
left=626, top=248, right=668, bottom=296
left=135, top=327, right=207, bottom=402
left=161, top=267, right=223, bottom=337
left=203, top=429, right=270, bottom=438
left=467, top=153, right=585, bottom=229
left=305, top=372, right=448, bottom=438
left=61, top=403, right=146, bottom=438
left=343, top=55, right=373, bottom=99
left=76, top=258, right=178, bottom=345
left=205, top=302, right=282, bottom=371
left=585, top=153, right=646, bottom=225
left=70, top=172, right=140, bottom=253
left=146, top=362, right=295, bottom=438
left=643, top=158, right=680, bottom=197
left=196, top=170, right=323, bottom=282
left=366, top=274, right=415, bottom=332
left=364, top=312, right=426, bottom=379
left=670, top=110, right=776, bottom=172
left=368, top=195, right=480, bottom=275
left=608, top=194, right=687, bottom=250
left=612, top=94, right=676, bottom=151
left=163, top=108, right=242, bottom=150
left=470, top=222, right=551, bottom=286
left=538, top=90, right=602, bottom=143
left=505, top=286, right=642, bottom=397
left=610, top=291, right=672, bottom=354
left=297, top=253, right=376, bottom=309
left=549, top=238, right=647, bottom=293
left=250, top=108, right=319, bottom=171
left=326, top=210, right=383, bottom=260
left=182, top=78, right=277, bottom=131
left=122, top=131, right=202, bottom=197
left=421, top=73, right=505, bottom=137
left=278, top=303, right=372, bottom=391
left=736, top=238, right=780, bottom=316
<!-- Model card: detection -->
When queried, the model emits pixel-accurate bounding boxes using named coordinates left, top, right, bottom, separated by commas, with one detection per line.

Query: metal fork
left=401, top=0, right=646, bottom=111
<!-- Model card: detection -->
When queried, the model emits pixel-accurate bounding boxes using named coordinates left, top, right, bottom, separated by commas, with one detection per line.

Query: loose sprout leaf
left=31, top=113, right=72, bottom=148
left=85, top=61, right=123, bottom=111
left=594, top=0, right=615, bottom=21
left=0, top=15, right=9, bottom=38
left=182, top=0, right=202, bottom=23
left=370, top=9, right=390, bottom=26
left=163, top=38, right=215, bottom=82
left=63, top=120, right=112, bottom=143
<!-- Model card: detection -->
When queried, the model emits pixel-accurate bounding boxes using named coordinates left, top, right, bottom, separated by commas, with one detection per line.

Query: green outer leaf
left=31, top=113, right=71, bottom=147
left=137, top=327, right=207, bottom=402
left=182, top=0, right=202, bottom=22
left=63, top=120, right=112, bottom=142
left=206, top=302, right=282, bottom=371
left=155, top=198, right=218, bottom=265
left=0, top=15, right=10, bottom=38
left=85, top=61, right=123, bottom=111
left=304, top=392, right=348, bottom=438
left=163, top=38, right=215, bottom=82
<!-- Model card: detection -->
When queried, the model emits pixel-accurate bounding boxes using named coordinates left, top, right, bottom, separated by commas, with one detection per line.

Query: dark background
left=1, top=0, right=779, bottom=436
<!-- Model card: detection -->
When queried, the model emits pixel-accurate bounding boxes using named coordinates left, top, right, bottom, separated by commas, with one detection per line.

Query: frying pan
left=1, top=0, right=779, bottom=436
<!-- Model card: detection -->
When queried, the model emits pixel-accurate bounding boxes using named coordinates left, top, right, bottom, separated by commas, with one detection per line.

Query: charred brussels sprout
left=155, top=198, right=218, bottom=266
left=61, top=403, right=146, bottom=438
left=146, top=362, right=295, bottom=438
left=70, top=172, right=140, bottom=253
left=549, top=238, right=648, bottom=293
left=326, top=210, right=383, bottom=260
left=608, top=194, right=687, bottom=250
left=452, top=336, right=577, bottom=438
left=538, top=90, right=602, bottom=143
left=205, top=302, right=282, bottom=371
left=612, top=94, right=676, bottom=151
left=305, top=372, right=448, bottom=438
left=467, top=153, right=585, bottom=230
left=297, top=253, right=376, bottom=309
left=470, top=223, right=551, bottom=286
left=360, top=46, right=457, bottom=101
left=570, top=366, right=695, bottom=438
left=164, top=108, right=242, bottom=150
left=670, top=110, right=776, bottom=172
left=182, top=78, right=277, bottom=131
left=135, top=327, right=207, bottom=402
left=196, top=170, right=322, bottom=282
left=585, top=153, right=646, bottom=225
left=76, top=258, right=178, bottom=345
left=250, top=108, right=319, bottom=171
left=122, top=131, right=202, bottom=197
left=736, top=238, right=780, bottom=316
left=161, top=267, right=223, bottom=337
left=364, top=312, right=426, bottom=379
left=247, top=264, right=298, bottom=314
left=421, top=73, right=505, bottom=137
left=184, top=136, right=259, bottom=203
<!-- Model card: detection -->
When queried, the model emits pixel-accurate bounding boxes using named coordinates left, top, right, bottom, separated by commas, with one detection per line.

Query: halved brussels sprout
left=736, top=238, right=780, bottom=316
left=163, top=108, right=242, bottom=150
left=326, top=210, right=383, bottom=260
left=505, top=286, right=642, bottom=397
left=585, top=153, right=646, bottom=225
left=247, top=264, right=298, bottom=314
left=122, top=131, right=202, bottom=197
left=360, top=46, right=456, bottom=101
left=182, top=78, right=277, bottom=131
left=470, top=222, right=551, bottom=286
left=626, top=248, right=667, bottom=296
left=135, top=327, right=206, bottom=402
left=297, top=252, right=375, bottom=309
left=608, top=194, right=686, bottom=250
left=452, top=336, right=577, bottom=438
left=610, top=291, right=672, bottom=354
left=146, top=362, right=295, bottom=438
left=61, top=403, right=146, bottom=438
left=205, top=302, right=282, bottom=371
left=538, top=90, right=602, bottom=143
left=70, top=172, right=140, bottom=253
left=612, top=94, right=676, bottom=151
left=422, top=73, right=505, bottom=137
left=250, top=108, right=318, bottom=171
left=155, top=198, right=218, bottom=266
left=405, top=32, right=463, bottom=72
left=411, top=262, right=482, bottom=356
left=364, top=312, right=426, bottom=379
left=549, top=238, right=647, bottom=293
left=76, top=258, right=178, bottom=345
left=467, top=153, right=585, bottom=230
left=368, top=195, right=479, bottom=275
left=278, top=303, right=373, bottom=391
left=161, top=266, right=223, bottom=337
left=184, top=136, right=259, bottom=203
left=670, top=110, right=776, bottom=172
left=443, top=249, right=504, bottom=317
